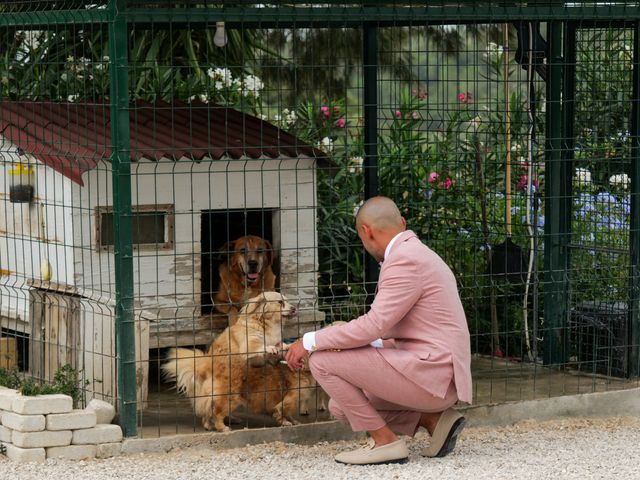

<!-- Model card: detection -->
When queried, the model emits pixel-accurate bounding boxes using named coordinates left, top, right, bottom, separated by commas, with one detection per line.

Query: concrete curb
left=124, top=387, right=640, bottom=454
left=462, top=387, right=640, bottom=427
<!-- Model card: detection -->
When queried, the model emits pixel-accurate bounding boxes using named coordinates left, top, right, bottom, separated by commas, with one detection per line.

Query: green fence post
left=363, top=21, right=380, bottom=303
left=108, top=0, right=137, bottom=436
left=629, top=22, right=640, bottom=377
left=543, top=20, right=570, bottom=367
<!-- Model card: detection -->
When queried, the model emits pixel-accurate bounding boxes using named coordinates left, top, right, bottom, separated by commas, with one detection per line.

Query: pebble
left=1, top=417, right=639, bottom=479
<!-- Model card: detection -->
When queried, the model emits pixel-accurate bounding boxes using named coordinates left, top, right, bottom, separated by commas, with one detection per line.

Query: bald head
left=355, top=196, right=405, bottom=232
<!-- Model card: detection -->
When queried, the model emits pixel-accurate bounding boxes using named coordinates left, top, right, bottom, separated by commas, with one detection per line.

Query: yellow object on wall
left=40, top=259, right=52, bottom=282
left=7, top=163, right=33, bottom=175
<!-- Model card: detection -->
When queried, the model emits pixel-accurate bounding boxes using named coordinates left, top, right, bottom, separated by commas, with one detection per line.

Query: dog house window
left=96, top=204, right=174, bottom=251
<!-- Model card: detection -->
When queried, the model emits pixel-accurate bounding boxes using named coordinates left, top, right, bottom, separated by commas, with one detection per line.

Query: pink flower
left=411, top=111, right=419, bottom=120
left=395, top=110, right=402, bottom=119
left=335, top=117, right=346, bottom=128
left=442, top=177, right=453, bottom=190
left=516, top=174, right=528, bottom=191
left=458, top=92, right=466, bottom=102
left=320, top=106, right=330, bottom=119
left=428, top=172, right=439, bottom=184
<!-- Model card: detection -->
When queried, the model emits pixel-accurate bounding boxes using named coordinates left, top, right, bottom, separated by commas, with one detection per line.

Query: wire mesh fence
left=0, top=2, right=639, bottom=439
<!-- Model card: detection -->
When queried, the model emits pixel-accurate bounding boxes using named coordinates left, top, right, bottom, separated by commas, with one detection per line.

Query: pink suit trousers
left=309, top=346, right=458, bottom=435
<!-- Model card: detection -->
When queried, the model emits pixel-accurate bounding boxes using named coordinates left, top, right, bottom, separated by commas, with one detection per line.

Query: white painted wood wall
left=2, top=138, right=324, bottom=345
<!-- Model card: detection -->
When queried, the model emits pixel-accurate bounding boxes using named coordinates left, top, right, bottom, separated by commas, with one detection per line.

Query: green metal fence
left=0, top=1, right=639, bottom=439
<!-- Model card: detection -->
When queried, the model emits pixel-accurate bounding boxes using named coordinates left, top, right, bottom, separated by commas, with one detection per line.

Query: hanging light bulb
left=214, top=21, right=228, bottom=48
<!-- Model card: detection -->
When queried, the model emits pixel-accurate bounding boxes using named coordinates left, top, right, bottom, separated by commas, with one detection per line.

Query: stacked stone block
left=0, top=387, right=123, bottom=462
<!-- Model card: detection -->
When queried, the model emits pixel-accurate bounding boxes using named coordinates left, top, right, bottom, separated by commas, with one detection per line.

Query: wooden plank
left=0, top=337, right=17, bottom=369
left=148, top=315, right=227, bottom=349
left=29, top=289, right=45, bottom=381
left=44, top=292, right=57, bottom=379
left=147, top=310, right=325, bottom=349
left=26, top=279, right=79, bottom=295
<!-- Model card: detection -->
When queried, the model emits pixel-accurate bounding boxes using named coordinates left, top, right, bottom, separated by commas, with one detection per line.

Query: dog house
left=0, top=100, right=328, bottom=407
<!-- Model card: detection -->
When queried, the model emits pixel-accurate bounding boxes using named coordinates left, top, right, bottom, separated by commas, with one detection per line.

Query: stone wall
left=0, top=386, right=123, bottom=462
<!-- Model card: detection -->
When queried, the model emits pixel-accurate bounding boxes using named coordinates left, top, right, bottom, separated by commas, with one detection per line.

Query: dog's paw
left=280, top=419, right=294, bottom=427
left=266, top=344, right=279, bottom=355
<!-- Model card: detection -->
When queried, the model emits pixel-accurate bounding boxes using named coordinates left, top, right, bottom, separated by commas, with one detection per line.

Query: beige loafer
left=422, top=408, right=466, bottom=458
left=335, top=439, right=409, bottom=465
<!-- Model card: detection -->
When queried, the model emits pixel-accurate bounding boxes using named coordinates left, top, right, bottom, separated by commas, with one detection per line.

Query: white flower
left=207, top=67, right=234, bottom=90
left=483, top=42, right=504, bottom=60
left=353, top=200, right=364, bottom=217
left=67, top=94, right=79, bottom=103
left=575, top=168, right=592, bottom=185
left=347, top=156, right=364, bottom=174
left=273, top=114, right=282, bottom=122
left=609, top=173, right=630, bottom=190
left=259, top=114, right=268, bottom=121
left=467, top=115, right=481, bottom=133
left=95, top=56, right=109, bottom=71
left=21, top=31, right=41, bottom=50
left=318, top=136, right=334, bottom=153
left=199, top=94, right=209, bottom=103
left=241, top=75, right=264, bottom=97
left=285, top=109, right=298, bottom=126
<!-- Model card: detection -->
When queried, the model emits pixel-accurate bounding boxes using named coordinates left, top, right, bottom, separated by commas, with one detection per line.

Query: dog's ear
left=263, top=239, right=276, bottom=266
left=216, top=240, right=235, bottom=262
left=240, top=294, right=266, bottom=318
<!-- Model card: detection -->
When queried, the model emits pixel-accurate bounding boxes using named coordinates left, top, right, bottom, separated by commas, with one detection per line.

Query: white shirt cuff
left=302, top=331, right=316, bottom=351
left=302, top=332, right=383, bottom=350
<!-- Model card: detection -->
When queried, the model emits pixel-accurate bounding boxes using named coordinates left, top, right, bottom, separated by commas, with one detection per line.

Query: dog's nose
left=248, top=260, right=259, bottom=271
left=289, top=306, right=298, bottom=317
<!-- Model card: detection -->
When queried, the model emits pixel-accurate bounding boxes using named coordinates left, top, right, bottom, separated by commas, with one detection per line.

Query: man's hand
left=284, top=339, right=309, bottom=371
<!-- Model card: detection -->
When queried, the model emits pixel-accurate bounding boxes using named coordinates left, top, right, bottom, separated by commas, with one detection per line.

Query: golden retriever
left=162, top=291, right=297, bottom=432
left=214, top=235, right=277, bottom=326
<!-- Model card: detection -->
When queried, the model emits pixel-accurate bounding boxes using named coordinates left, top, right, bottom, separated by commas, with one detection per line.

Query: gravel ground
left=1, top=417, right=639, bottom=479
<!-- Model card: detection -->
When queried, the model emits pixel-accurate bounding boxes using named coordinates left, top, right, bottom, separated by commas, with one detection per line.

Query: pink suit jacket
left=315, top=230, right=473, bottom=404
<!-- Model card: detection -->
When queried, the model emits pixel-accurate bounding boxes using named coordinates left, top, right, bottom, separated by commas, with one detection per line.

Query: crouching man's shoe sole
left=422, top=408, right=466, bottom=458
left=335, top=439, right=409, bottom=465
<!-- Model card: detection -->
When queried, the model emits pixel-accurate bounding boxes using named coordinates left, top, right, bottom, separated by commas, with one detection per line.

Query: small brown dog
left=242, top=359, right=316, bottom=427
left=214, top=235, right=276, bottom=325
left=162, top=292, right=297, bottom=432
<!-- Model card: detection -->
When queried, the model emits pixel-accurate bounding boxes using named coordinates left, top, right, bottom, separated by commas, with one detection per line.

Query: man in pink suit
left=286, top=196, right=472, bottom=465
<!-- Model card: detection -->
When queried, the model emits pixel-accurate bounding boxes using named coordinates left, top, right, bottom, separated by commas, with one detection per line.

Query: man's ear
left=360, top=223, right=374, bottom=239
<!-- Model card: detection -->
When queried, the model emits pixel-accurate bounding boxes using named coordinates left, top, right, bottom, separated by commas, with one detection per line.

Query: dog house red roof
left=0, top=100, right=327, bottom=185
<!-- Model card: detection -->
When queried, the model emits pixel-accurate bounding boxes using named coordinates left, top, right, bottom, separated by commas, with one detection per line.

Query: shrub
left=0, top=364, right=86, bottom=407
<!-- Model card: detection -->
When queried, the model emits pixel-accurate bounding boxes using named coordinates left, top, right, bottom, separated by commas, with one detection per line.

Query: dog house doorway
left=201, top=208, right=278, bottom=315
